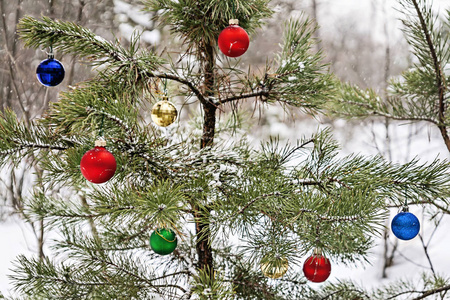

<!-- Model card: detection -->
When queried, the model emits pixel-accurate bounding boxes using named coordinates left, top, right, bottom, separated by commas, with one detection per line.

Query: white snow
left=0, top=217, right=39, bottom=296
left=444, top=63, right=450, bottom=77
left=118, top=23, right=135, bottom=42
left=114, top=0, right=153, bottom=28
left=2, top=0, right=450, bottom=298
left=114, top=0, right=160, bottom=45
left=142, top=30, right=161, bottom=46
left=249, top=108, right=450, bottom=292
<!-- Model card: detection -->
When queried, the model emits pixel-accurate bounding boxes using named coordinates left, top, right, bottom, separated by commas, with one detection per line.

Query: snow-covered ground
left=1, top=0, right=450, bottom=297
left=249, top=108, right=450, bottom=292
left=2, top=117, right=449, bottom=297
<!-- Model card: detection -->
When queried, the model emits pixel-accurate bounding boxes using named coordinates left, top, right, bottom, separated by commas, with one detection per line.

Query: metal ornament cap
left=36, top=58, right=65, bottom=87
left=95, top=139, right=107, bottom=147
left=151, top=100, right=178, bottom=127
left=260, top=256, right=289, bottom=279
left=391, top=211, right=420, bottom=240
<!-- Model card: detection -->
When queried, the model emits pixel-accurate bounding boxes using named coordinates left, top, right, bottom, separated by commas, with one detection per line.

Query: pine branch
left=229, top=190, right=367, bottom=224
left=384, top=284, right=450, bottom=300
left=145, top=71, right=207, bottom=104
left=18, top=16, right=212, bottom=103
left=18, top=16, right=126, bottom=63
left=331, top=92, right=439, bottom=124
left=411, top=284, right=450, bottom=300
left=85, top=107, right=136, bottom=142
left=232, top=192, right=282, bottom=217
left=219, top=90, right=270, bottom=104
left=0, top=109, right=75, bottom=168
left=20, top=16, right=209, bottom=106
left=32, top=274, right=121, bottom=287
left=320, top=288, right=370, bottom=300
left=246, top=17, right=333, bottom=110
left=328, top=1, right=450, bottom=155
left=339, top=110, right=439, bottom=124
left=387, top=200, right=450, bottom=214
left=144, top=0, right=273, bottom=52
left=408, top=0, right=450, bottom=151
left=150, top=270, right=192, bottom=283
left=308, top=273, right=450, bottom=300
left=0, top=143, right=68, bottom=156
left=292, top=207, right=367, bottom=223
left=94, top=256, right=187, bottom=293
left=7, top=1, right=450, bottom=299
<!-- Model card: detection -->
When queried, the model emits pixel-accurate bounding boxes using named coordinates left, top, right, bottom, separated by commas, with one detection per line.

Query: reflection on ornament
left=302, top=251, right=331, bottom=283
left=80, top=140, right=116, bottom=184
left=218, top=19, right=249, bottom=57
left=150, top=228, right=178, bottom=255
left=151, top=96, right=178, bottom=127
left=260, top=256, right=289, bottom=279
left=391, top=210, right=420, bottom=240
left=36, top=58, right=65, bottom=87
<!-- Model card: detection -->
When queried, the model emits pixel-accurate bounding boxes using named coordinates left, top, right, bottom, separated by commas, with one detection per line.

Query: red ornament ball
left=302, top=254, right=331, bottom=283
left=218, top=23, right=249, bottom=57
left=80, top=145, right=116, bottom=184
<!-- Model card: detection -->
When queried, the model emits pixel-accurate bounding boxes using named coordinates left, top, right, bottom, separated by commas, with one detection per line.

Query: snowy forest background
left=1, top=0, right=450, bottom=297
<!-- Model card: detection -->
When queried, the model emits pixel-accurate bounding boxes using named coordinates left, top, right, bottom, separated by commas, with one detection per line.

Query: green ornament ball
left=150, top=228, right=178, bottom=255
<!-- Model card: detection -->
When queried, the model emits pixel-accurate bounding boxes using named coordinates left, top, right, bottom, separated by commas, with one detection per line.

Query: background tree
left=0, top=0, right=119, bottom=261
left=329, top=0, right=450, bottom=152
left=1, top=0, right=450, bottom=299
left=321, top=0, right=450, bottom=298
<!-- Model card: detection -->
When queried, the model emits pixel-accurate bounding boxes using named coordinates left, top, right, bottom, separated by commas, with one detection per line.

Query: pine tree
left=1, top=0, right=450, bottom=299
left=329, top=0, right=450, bottom=153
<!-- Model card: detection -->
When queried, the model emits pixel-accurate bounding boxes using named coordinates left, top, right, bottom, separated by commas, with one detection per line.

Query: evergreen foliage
left=0, top=0, right=449, bottom=299
left=327, top=0, right=450, bottom=151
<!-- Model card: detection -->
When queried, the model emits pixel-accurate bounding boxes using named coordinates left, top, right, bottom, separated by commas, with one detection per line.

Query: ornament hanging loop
left=163, top=78, right=168, bottom=96
left=47, top=45, right=54, bottom=59
left=402, top=185, right=409, bottom=212
left=232, top=0, right=238, bottom=18
left=230, top=0, right=238, bottom=24
left=98, top=113, right=105, bottom=139
left=162, top=78, right=169, bottom=101
left=314, top=218, right=321, bottom=248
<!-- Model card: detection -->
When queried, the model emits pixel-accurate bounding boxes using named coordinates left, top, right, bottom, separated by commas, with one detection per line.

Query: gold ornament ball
left=151, top=100, right=178, bottom=127
left=260, top=257, right=289, bottom=279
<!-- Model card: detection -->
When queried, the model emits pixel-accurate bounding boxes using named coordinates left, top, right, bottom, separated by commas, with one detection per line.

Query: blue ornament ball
left=391, top=211, right=420, bottom=240
left=36, top=58, right=65, bottom=87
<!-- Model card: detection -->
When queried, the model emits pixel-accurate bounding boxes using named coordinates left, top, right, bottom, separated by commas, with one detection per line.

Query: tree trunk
left=311, top=0, right=321, bottom=52
left=66, top=0, right=85, bottom=87
left=196, top=42, right=216, bottom=274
